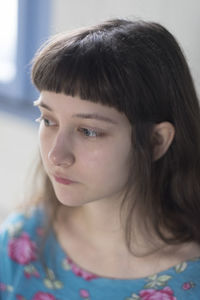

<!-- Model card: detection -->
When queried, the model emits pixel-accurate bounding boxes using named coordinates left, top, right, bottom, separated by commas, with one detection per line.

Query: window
left=0, top=0, right=18, bottom=82
left=0, top=0, right=51, bottom=105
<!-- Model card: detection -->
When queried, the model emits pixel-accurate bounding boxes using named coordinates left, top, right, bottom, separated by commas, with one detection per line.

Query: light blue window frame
left=0, top=0, right=51, bottom=104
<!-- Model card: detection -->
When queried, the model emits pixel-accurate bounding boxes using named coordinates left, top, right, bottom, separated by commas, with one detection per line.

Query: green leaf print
left=44, top=278, right=54, bottom=289
left=157, top=275, right=172, bottom=285
left=46, top=268, right=56, bottom=281
left=8, top=221, right=24, bottom=237
left=174, top=261, right=187, bottom=273
left=148, top=274, right=157, bottom=281
left=144, top=281, right=156, bottom=289
left=7, top=285, right=13, bottom=292
left=125, top=293, right=140, bottom=300
left=44, top=268, right=63, bottom=290
left=24, top=264, right=37, bottom=273
left=62, top=258, right=71, bottom=270
left=54, top=280, right=63, bottom=289
left=24, top=265, right=33, bottom=273
left=44, top=279, right=63, bottom=290
left=144, top=274, right=172, bottom=289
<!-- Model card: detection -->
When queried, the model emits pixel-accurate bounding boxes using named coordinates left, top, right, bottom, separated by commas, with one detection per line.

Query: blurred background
left=0, top=0, right=200, bottom=221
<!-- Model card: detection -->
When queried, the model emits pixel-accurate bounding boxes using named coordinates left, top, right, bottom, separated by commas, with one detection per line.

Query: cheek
left=79, top=141, right=132, bottom=181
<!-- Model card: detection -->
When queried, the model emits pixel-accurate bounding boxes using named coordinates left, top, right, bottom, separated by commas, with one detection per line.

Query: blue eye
left=43, top=118, right=51, bottom=126
left=35, top=116, right=56, bottom=127
left=78, top=128, right=104, bottom=137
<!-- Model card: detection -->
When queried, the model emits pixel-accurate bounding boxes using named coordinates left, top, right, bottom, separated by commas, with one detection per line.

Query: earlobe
left=152, top=122, right=175, bottom=161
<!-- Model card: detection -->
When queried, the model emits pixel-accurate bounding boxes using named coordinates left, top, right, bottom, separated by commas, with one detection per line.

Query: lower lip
left=54, top=176, right=75, bottom=185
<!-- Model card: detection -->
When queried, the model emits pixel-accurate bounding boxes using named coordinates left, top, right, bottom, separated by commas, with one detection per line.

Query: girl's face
left=36, top=91, right=132, bottom=207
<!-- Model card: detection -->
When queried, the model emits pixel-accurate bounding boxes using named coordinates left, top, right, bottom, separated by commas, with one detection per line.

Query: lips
left=54, top=175, right=75, bottom=185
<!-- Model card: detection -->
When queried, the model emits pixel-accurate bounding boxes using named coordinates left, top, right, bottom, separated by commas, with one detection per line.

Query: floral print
left=32, top=292, right=56, bottom=300
left=182, top=282, right=195, bottom=290
left=63, top=257, right=99, bottom=281
left=43, top=268, right=63, bottom=289
left=16, top=295, right=26, bottom=300
left=139, top=287, right=176, bottom=300
left=0, top=283, right=7, bottom=291
left=8, top=232, right=37, bottom=264
left=80, top=289, right=90, bottom=299
left=127, top=287, right=176, bottom=300
left=143, top=274, right=172, bottom=289
left=24, top=264, right=40, bottom=279
left=0, top=282, right=13, bottom=292
left=1, top=210, right=200, bottom=300
left=16, top=292, right=56, bottom=300
left=173, top=262, right=187, bottom=273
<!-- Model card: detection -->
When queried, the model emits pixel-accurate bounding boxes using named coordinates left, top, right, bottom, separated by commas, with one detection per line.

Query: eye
left=78, top=127, right=104, bottom=138
left=35, top=116, right=56, bottom=127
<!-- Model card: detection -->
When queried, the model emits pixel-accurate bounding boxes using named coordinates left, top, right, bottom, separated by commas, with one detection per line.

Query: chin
left=54, top=191, right=88, bottom=207
left=58, top=200, right=86, bottom=207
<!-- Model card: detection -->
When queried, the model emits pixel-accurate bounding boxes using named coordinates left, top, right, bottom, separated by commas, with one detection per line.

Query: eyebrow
left=34, top=100, right=118, bottom=124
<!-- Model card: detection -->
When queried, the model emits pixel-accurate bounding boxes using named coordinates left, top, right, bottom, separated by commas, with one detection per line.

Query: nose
left=48, top=131, right=75, bottom=167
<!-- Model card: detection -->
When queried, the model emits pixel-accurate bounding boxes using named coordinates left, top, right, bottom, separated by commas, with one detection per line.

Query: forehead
left=37, top=91, right=131, bottom=127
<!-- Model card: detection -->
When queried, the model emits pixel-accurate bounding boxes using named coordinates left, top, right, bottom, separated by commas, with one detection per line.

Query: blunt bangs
left=31, top=19, right=178, bottom=125
left=31, top=26, right=133, bottom=116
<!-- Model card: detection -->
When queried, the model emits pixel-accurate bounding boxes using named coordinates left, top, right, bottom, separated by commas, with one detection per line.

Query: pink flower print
left=67, top=258, right=98, bottom=280
left=80, top=289, right=90, bottom=299
left=24, top=272, right=31, bottom=279
left=24, top=269, right=40, bottom=279
left=139, top=286, right=176, bottom=300
left=32, top=292, right=56, bottom=300
left=16, top=295, right=26, bottom=300
left=8, top=232, right=37, bottom=264
left=0, top=282, right=6, bottom=291
left=182, top=281, right=195, bottom=290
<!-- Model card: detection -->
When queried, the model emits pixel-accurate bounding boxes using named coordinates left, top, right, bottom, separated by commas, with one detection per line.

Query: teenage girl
left=1, top=19, right=200, bottom=300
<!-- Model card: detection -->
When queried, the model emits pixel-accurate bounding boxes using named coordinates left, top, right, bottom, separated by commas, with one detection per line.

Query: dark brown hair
left=31, top=19, right=200, bottom=251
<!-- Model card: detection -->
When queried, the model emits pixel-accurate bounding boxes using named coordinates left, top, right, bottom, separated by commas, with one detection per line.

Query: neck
left=53, top=200, right=200, bottom=279
left=58, top=198, right=126, bottom=252
left=56, top=197, right=163, bottom=259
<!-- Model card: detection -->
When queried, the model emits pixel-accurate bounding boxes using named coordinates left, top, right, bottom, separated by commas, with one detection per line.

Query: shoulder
left=0, top=207, right=46, bottom=280
left=0, top=207, right=46, bottom=242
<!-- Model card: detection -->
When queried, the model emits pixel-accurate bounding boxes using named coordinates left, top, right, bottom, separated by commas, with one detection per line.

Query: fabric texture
left=0, top=208, right=200, bottom=300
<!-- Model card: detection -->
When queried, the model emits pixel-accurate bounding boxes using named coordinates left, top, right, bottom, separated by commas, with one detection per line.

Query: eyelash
left=35, top=116, right=105, bottom=138
left=35, top=116, right=55, bottom=127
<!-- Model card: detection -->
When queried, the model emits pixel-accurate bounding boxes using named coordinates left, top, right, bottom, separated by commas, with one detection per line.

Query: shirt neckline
left=49, top=227, right=200, bottom=282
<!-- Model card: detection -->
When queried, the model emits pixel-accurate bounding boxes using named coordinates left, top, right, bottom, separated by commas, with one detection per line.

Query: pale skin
left=36, top=91, right=200, bottom=279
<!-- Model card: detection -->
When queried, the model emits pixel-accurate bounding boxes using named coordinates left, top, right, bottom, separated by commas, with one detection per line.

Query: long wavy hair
left=31, top=18, right=200, bottom=252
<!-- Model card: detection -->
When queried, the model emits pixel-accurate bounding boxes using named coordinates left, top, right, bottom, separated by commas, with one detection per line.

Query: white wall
left=0, top=113, right=38, bottom=221
left=50, top=0, right=200, bottom=95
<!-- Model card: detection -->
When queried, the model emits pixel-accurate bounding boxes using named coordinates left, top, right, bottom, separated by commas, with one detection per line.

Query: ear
left=152, top=122, right=175, bottom=161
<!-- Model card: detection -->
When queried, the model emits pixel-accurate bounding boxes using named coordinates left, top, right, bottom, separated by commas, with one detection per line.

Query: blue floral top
left=0, top=208, right=200, bottom=300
